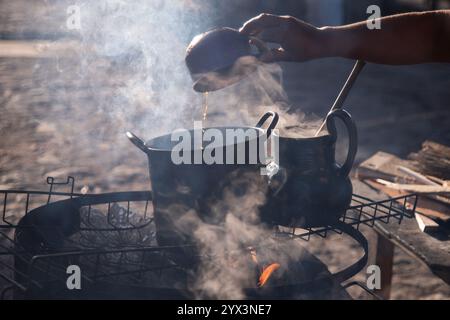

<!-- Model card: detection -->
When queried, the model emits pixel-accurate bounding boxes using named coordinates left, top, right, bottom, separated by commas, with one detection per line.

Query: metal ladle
left=185, top=27, right=269, bottom=92
left=314, top=60, right=366, bottom=136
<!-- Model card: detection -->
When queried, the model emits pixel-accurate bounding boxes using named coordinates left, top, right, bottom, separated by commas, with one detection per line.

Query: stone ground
left=1, top=0, right=450, bottom=300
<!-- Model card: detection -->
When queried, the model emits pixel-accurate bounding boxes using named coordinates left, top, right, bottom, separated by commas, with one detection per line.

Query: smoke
left=22, top=0, right=220, bottom=190
left=202, top=59, right=321, bottom=137
left=52, top=0, right=321, bottom=157
left=66, top=0, right=211, bottom=134
left=20, top=0, right=326, bottom=297
left=60, top=1, right=318, bottom=298
left=157, top=169, right=310, bottom=299
left=27, top=1, right=319, bottom=178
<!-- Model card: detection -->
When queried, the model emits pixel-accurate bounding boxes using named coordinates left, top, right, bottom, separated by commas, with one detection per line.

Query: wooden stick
left=396, top=165, right=439, bottom=186
left=375, top=179, right=450, bottom=194
left=415, top=213, right=440, bottom=233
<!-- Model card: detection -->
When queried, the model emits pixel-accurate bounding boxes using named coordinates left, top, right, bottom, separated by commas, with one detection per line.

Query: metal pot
left=260, top=109, right=358, bottom=228
left=127, top=112, right=278, bottom=263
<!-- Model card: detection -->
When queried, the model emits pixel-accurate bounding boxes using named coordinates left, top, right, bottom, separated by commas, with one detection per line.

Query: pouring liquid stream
left=200, top=92, right=209, bottom=150
left=202, top=92, right=209, bottom=126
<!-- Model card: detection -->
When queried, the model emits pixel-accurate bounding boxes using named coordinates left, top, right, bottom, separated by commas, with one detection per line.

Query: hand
left=239, top=13, right=325, bottom=63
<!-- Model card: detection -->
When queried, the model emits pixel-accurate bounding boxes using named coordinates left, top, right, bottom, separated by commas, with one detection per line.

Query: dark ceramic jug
left=260, top=109, right=357, bottom=228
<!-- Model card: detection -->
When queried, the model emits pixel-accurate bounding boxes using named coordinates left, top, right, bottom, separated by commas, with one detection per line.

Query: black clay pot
left=261, top=109, right=358, bottom=228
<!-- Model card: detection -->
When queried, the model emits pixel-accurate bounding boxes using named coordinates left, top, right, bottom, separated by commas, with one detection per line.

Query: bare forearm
left=319, top=10, right=450, bottom=64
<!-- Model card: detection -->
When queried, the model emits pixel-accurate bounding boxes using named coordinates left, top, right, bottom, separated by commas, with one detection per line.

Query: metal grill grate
left=274, top=193, right=417, bottom=241
left=0, top=176, right=417, bottom=299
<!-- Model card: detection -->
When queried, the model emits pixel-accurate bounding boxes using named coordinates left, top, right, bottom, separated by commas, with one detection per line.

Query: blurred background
left=1, top=0, right=450, bottom=299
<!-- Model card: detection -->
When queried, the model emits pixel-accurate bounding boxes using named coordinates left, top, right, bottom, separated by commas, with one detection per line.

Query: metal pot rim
left=143, top=125, right=266, bottom=153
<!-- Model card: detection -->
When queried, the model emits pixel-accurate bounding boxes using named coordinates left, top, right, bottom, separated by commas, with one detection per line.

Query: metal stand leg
left=374, top=232, right=395, bottom=300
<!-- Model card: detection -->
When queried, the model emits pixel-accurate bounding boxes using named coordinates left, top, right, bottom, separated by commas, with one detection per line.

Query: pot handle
left=256, top=111, right=279, bottom=138
left=126, top=131, right=149, bottom=154
left=326, top=109, right=358, bottom=177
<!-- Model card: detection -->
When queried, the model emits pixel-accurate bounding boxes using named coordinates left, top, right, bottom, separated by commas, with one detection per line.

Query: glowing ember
left=258, top=263, right=281, bottom=287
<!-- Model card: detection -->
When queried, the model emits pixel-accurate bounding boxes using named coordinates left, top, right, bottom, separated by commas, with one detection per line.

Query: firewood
left=375, top=179, right=450, bottom=194
left=364, top=180, right=450, bottom=223
left=415, top=213, right=440, bottom=233
left=408, top=141, right=450, bottom=180
left=357, top=151, right=450, bottom=205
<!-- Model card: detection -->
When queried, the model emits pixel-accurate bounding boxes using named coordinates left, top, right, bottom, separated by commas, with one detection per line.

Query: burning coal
left=258, top=263, right=281, bottom=287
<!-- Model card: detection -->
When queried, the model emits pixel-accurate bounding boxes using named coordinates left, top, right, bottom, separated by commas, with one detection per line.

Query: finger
left=259, top=48, right=290, bottom=63
left=258, top=25, right=290, bottom=43
left=271, top=48, right=291, bottom=61
left=239, top=13, right=286, bottom=36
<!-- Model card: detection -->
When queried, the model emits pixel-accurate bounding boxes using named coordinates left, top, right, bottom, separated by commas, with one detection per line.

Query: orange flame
left=258, top=263, right=281, bottom=287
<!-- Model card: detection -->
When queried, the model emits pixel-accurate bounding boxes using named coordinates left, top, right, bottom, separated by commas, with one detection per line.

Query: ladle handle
left=126, top=131, right=149, bottom=154
left=256, top=111, right=279, bottom=138
left=315, top=60, right=366, bottom=137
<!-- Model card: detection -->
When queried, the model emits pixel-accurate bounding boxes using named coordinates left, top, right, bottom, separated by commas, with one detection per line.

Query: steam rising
left=31, top=0, right=324, bottom=298
left=46, top=0, right=319, bottom=153
left=204, top=61, right=321, bottom=137
left=71, top=0, right=211, bottom=136
left=178, top=170, right=307, bottom=299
